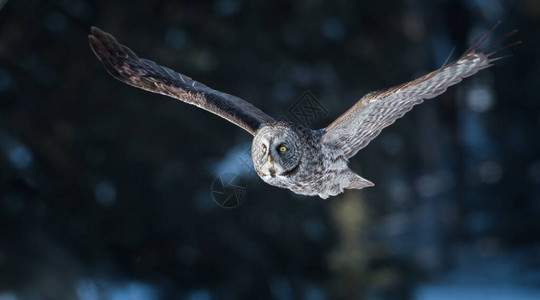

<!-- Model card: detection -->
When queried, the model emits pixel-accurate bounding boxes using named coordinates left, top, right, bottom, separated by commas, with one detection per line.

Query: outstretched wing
left=321, top=22, right=519, bottom=158
left=88, top=27, right=275, bottom=135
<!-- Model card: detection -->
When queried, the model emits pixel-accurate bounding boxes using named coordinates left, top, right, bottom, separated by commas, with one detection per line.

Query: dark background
left=1, top=0, right=539, bottom=299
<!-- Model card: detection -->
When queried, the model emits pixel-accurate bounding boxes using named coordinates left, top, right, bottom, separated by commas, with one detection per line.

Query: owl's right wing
left=89, top=27, right=275, bottom=135
left=321, top=22, right=518, bottom=158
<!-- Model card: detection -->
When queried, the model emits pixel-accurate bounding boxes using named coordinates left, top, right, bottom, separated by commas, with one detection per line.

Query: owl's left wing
left=88, top=27, right=275, bottom=135
left=321, top=23, right=518, bottom=158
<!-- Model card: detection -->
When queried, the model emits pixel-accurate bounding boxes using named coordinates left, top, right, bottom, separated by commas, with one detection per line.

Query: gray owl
left=88, top=23, right=518, bottom=198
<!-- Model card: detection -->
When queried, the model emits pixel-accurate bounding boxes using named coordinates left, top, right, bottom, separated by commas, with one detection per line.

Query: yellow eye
left=279, top=146, right=287, bottom=152
left=262, top=145, right=267, bottom=153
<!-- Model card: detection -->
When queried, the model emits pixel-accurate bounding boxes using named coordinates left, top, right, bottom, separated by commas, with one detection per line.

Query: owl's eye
left=279, top=146, right=287, bottom=152
left=262, top=145, right=267, bottom=153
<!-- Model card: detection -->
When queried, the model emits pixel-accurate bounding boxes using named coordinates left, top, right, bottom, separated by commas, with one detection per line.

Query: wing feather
left=88, top=27, right=275, bottom=135
left=321, top=23, right=518, bottom=158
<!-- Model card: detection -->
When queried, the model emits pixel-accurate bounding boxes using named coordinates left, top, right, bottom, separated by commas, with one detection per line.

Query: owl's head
left=252, top=123, right=303, bottom=178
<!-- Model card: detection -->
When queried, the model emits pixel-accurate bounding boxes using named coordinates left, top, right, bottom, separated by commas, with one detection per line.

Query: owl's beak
left=267, top=153, right=273, bottom=163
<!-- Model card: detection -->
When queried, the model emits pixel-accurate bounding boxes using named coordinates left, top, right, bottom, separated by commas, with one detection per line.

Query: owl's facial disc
left=252, top=124, right=303, bottom=178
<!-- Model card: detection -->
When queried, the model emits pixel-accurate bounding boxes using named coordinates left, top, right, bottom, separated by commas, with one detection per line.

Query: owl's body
left=88, top=24, right=518, bottom=199
left=252, top=122, right=373, bottom=199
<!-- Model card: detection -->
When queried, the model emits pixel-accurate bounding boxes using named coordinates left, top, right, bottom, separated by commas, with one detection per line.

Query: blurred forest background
left=1, top=0, right=539, bottom=299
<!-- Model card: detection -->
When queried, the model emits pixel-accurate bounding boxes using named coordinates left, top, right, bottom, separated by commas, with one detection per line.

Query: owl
left=88, top=23, right=518, bottom=198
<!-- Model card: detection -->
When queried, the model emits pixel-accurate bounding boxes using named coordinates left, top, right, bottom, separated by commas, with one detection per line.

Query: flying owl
left=88, top=23, right=517, bottom=199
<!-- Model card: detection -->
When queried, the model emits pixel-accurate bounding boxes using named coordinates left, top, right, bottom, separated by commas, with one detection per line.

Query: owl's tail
left=345, top=171, right=375, bottom=190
